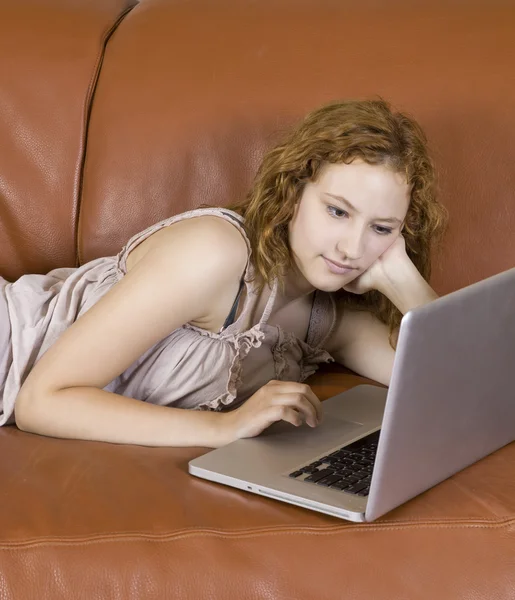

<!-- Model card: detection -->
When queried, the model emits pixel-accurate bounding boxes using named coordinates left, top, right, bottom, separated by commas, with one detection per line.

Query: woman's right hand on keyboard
left=224, top=380, right=323, bottom=441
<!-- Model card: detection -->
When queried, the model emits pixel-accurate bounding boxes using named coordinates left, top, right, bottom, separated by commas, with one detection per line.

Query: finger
left=269, top=381, right=323, bottom=423
left=302, top=386, right=324, bottom=423
left=271, top=393, right=318, bottom=427
left=283, top=384, right=323, bottom=424
left=270, top=405, right=303, bottom=428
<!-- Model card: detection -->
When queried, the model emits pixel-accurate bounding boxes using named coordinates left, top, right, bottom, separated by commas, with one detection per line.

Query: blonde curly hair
left=215, top=97, right=448, bottom=345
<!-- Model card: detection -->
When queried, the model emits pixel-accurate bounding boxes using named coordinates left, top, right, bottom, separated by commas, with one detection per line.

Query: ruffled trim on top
left=194, top=325, right=266, bottom=411
left=193, top=276, right=279, bottom=410
left=182, top=322, right=231, bottom=340
left=270, top=326, right=335, bottom=382
left=298, top=338, right=335, bottom=382
left=193, top=324, right=335, bottom=412
left=192, top=284, right=336, bottom=409
left=271, top=328, right=298, bottom=381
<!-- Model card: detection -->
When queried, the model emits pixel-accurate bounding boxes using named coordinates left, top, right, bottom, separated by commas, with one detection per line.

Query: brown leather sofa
left=1, top=1, right=514, bottom=598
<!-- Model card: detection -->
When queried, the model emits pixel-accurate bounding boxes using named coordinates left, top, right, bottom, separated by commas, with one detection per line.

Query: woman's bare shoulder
left=126, top=213, right=248, bottom=275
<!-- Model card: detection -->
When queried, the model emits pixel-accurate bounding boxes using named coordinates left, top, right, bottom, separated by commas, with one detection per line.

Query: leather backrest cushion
left=80, top=0, right=515, bottom=294
left=0, top=0, right=136, bottom=280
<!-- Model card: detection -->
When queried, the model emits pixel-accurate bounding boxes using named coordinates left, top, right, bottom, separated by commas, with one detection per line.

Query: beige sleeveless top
left=0, top=208, right=337, bottom=427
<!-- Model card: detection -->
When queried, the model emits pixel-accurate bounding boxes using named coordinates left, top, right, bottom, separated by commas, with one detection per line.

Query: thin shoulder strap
left=116, top=207, right=251, bottom=274
left=305, top=290, right=338, bottom=348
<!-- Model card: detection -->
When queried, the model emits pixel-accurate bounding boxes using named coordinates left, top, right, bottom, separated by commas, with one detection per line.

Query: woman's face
left=288, top=159, right=411, bottom=294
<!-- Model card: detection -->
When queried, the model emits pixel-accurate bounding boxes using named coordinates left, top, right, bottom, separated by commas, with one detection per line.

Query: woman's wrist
left=377, top=259, right=439, bottom=315
left=211, top=410, right=239, bottom=448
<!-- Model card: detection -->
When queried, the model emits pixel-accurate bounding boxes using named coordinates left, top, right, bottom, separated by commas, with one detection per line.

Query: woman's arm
left=16, top=386, right=235, bottom=447
left=326, top=236, right=439, bottom=387
left=15, top=217, right=247, bottom=447
left=325, top=309, right=396, bottom=387
left=376, top=257, right=439, bottom=315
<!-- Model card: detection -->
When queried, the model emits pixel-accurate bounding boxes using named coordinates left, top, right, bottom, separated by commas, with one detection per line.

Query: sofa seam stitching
left=75, top=2, right=138, bottom=268
left=0, top=517, right=513, bottom=550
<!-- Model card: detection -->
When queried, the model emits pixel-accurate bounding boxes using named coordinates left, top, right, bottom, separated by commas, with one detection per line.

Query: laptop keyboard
left=288, top=430, right=380, bottom=497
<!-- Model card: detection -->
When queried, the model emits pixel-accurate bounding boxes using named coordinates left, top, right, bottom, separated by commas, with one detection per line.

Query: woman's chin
left=297, top=274, right=363, bottom=295
left=314, top=275, right=353, bottom=293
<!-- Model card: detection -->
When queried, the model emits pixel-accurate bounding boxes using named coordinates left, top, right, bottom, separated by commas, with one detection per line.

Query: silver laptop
left=189, top=267, right=515, bottom=522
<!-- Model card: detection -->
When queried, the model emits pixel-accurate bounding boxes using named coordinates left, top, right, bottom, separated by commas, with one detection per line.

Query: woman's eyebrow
left=325, top=193, right=402, bottom=224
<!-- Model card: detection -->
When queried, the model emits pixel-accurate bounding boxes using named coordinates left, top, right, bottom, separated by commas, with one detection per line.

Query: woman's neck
left=280, top=264, right=316, bottom=303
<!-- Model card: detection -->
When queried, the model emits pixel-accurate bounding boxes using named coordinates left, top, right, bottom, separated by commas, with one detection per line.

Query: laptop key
left=289, top=470, right=303, bottom=478
left=333, top=468, right=354, bottom=478
left=300, top=466, right=319, bottom=474
left=343, top=482, right=368, bottom=494
left=330, top=480, right=349, bottom=490
left=342, top=475, right=361, bottom=485
left=316, top=475, right=342, bottom=487
left=331, top=450, right=353, bottom=460
left=355, top=470, right=370, bottom=479
left=350, top=454, right=367, bottom=463
left=305, top=469, right=333, bottom=483
left=322, top=466, right=337, bottom=474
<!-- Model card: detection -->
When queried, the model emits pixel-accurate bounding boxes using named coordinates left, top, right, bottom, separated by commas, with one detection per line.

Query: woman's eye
left=326, top=205, right=393, bottom=235
left=374, top=225, right=393, bottom=236
left=327, top=205, right=348, bottom=219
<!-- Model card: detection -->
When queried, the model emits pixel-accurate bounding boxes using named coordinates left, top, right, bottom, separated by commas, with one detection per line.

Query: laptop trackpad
left=259, top=415, right=363, bottom=440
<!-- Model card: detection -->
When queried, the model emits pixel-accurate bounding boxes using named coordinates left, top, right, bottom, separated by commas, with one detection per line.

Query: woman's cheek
left=374, top=237, right=395, bottom=258
left=365, top=244, right=387, bottom=265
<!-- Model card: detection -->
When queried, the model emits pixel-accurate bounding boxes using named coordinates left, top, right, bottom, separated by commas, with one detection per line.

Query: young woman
left=0, top=98, right=447, bottom=447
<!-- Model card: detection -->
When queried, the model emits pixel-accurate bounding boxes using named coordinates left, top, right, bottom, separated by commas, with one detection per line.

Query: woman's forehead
left=312, top=161, right=410, bottom=215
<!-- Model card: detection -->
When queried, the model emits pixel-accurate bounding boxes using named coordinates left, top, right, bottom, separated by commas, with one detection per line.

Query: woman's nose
left=337, top=226, right=365, bottom=261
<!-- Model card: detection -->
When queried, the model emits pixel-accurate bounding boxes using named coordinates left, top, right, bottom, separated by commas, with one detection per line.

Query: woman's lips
left=323, top=256, right=358, bottom=275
